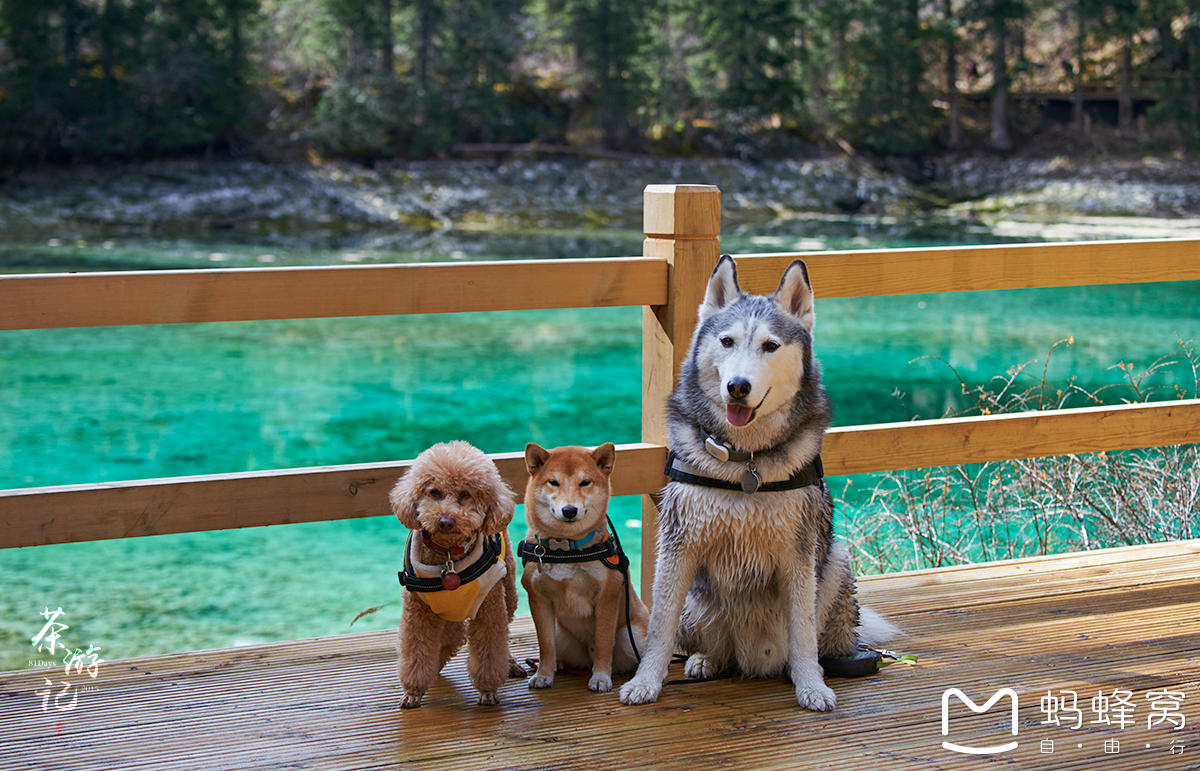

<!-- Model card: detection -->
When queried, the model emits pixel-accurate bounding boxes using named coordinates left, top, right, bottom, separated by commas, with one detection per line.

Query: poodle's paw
left=528, top=672, right=555, bottom=689
left=684, top=653, right=718, bottom=680
left=399, top=692, right=423, bottom=709
left=477, top=691, right=500, bottom=707
left=618, top=676, right=662, bottom=705
left=794, top=681, right=837, bottom=712
left=588, top=672, right=613, bottom=693
left=508, top=657, right=528, bottom=678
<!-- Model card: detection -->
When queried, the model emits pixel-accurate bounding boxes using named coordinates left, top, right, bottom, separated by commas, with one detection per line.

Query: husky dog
left=619, top=255, right=894, bottom=711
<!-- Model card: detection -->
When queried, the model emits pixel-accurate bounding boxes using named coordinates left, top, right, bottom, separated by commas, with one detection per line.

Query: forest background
left=3, top=0, right=1200, bottom=167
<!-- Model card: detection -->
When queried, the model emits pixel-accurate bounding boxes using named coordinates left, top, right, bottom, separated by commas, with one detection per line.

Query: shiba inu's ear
left=480, top=474, right=515, bottom=536
left=591, top=442, right=616, bottom=476
left=771, top=259, right=815, bottom=331
left=525, top=443, right=550, bottom=476
left=699, top=255, right=741, bottom=322
left=389, top=469, right=422, bottom=530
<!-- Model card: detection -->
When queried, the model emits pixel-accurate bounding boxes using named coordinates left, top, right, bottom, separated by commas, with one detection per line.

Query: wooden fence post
left=640, top=184, right=721, bottom=605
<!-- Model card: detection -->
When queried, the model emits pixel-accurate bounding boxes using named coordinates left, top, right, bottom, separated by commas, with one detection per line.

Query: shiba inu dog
left=519, top=442, right=650, bottom=693
left=619, top=255, right=895, bottom=711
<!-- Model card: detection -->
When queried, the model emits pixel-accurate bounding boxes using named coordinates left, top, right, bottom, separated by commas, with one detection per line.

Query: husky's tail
left=856, top=606, right=901, bottom=646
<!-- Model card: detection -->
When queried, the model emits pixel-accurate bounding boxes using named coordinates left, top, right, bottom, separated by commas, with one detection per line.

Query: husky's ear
left=525, top=443, right=550, bottom=477
left=771, top=259, right=815, bottom=331
left=591, top=442, right=616, bottom=477
left=698, top=255, right=740, bottom=322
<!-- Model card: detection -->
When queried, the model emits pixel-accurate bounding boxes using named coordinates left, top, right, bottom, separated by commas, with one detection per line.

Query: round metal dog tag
left=441, top=570, right=461, bottom=591
left=741, top=469, right=761, bottom=494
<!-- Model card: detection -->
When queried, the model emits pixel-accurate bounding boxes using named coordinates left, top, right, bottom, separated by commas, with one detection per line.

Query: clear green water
left=2, top=224, right=1197, bottom=670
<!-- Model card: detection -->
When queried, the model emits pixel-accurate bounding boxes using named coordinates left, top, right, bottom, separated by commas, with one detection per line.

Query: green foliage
left=4, top=0, right=1200, bottom=161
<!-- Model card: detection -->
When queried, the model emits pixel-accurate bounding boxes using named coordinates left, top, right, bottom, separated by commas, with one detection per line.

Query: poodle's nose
left=561, top=506, right=578, bottom=520
left=727, top=377, right=752, bottom=400
left=437, top=516, right=456, bottom=531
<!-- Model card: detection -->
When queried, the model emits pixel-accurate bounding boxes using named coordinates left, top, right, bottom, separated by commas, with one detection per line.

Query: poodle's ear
left=525, top=443, right=550, bottom=477
left=389, top=469, right=422, bottom=530
left=480, top=470, right=515, bottom=536
left=591, top=442, right=616, bottom=477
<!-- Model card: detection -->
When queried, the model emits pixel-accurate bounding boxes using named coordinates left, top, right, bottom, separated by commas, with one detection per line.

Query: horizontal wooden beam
left=4, top=400, right=1197, bottom=550
left=733, top=238, right=1200, bottom=298
left=823, top=399, right=1200, bottom=476
left=0, top=444, right=670, bottom=549
left=0, top=258, right=668, bottom=330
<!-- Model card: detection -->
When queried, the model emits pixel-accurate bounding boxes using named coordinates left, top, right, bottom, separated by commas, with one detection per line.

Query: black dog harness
left=516, top=532, right=627, bottom=571
left=664, top=447, right=825, bottom=494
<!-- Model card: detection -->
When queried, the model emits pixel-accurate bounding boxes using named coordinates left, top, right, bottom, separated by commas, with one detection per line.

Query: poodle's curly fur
left=390, top=441, right=525, bottom=707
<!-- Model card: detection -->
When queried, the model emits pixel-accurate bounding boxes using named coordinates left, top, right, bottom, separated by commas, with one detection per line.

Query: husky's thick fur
left=619, top=255, right=895, bottom=711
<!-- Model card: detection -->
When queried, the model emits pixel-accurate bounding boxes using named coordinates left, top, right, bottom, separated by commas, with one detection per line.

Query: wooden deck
left=4, top=540, right=1197, bottom=771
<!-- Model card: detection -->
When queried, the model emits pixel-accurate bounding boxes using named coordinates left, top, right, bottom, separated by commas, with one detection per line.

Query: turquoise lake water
left=2, top=223, right=1197, bottom=670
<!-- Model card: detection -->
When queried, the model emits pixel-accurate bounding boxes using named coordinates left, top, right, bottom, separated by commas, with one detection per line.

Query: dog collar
left=531, top=529, right=599, bottom=552
left=665, top=451, right=824, bottom=494
left=419, top=530, right=476, bottom=558
left=517, top=532, right=625, bottom=571
left=704, top=434, right=753, bottom=463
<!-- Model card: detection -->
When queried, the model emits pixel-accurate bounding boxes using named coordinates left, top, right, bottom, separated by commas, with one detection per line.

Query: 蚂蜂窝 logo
left=941, top=688, right=1020, bottom=755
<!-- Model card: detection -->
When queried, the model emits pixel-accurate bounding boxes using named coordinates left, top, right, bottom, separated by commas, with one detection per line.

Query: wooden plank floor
left=3, top=540, right=1198, bottom=771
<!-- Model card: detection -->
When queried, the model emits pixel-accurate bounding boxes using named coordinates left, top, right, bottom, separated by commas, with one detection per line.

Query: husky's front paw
left=588, top=672, right=613, bottom=693
left=794, top=681, right=837, bottom=712
left=684, top=653, right=718, bottom=679
left=528, top=672, right=555, bottom=689
left=399, top=692, right=423, bottom=709
left=477, top=690, right=500, bottom=707
left=618, top=676, right=662, bottom=705
left=508, top=657, right=528, bottom=678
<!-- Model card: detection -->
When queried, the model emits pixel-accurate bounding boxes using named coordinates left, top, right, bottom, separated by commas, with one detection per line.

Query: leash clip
left=741, top=456, right=761, bottom=494
left=440, top=556, right=461, bottom=590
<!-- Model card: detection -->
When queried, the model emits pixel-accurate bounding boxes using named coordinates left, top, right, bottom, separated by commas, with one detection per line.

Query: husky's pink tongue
left=726, top=403, right=754, bottom=427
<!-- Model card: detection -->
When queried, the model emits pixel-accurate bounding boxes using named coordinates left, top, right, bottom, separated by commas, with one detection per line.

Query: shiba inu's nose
left=727, top=377, right=752, bottom=400
left=437, top=516, right=455, bottom=531
left=561, top=505, right=578, bottom=520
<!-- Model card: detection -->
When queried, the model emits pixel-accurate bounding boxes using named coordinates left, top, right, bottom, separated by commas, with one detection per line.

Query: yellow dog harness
left=398, top=532, right=507, bottom=623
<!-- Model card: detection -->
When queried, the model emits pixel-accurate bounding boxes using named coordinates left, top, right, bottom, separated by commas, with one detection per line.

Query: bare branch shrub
left=842, top=337, right=1200, bottom=575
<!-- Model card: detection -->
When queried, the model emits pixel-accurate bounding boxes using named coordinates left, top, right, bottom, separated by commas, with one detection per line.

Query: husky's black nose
left=561, top=505, right=578, bottom=520
left=727, top=378, right=752, bottom=400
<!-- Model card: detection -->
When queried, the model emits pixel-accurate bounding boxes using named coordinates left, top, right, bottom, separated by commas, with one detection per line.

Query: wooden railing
left=2, top=184, right=1198, bottom=606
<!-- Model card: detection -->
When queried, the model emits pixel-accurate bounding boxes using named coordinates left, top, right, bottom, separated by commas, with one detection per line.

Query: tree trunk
left=944, top=0, right=962, bottom=149
left=380, top=0, right=394, bottom=80
left=1118, top=35, right=1134, bottom=134
left=415, top=0, right=433, bottom=118
left=990, top=14, right=1013, bottom=151
left=1074, top=2, right=1085, bottom=135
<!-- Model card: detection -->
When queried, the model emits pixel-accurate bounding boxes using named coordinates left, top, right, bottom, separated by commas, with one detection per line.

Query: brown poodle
left=390, top=441, right=525, bottom=707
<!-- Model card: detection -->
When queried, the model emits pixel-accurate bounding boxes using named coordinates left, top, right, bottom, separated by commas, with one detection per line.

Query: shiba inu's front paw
left=794, top=681, right=837, bottom=711
left=528, top=672, right=555, bottom=689
left=477, top=691, right=500, bottom=707
left=588, top=672, right=613, bottom=692
left=684, top=653, right=718, bottom=679
left=618, top=676, right=661, bottom=705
